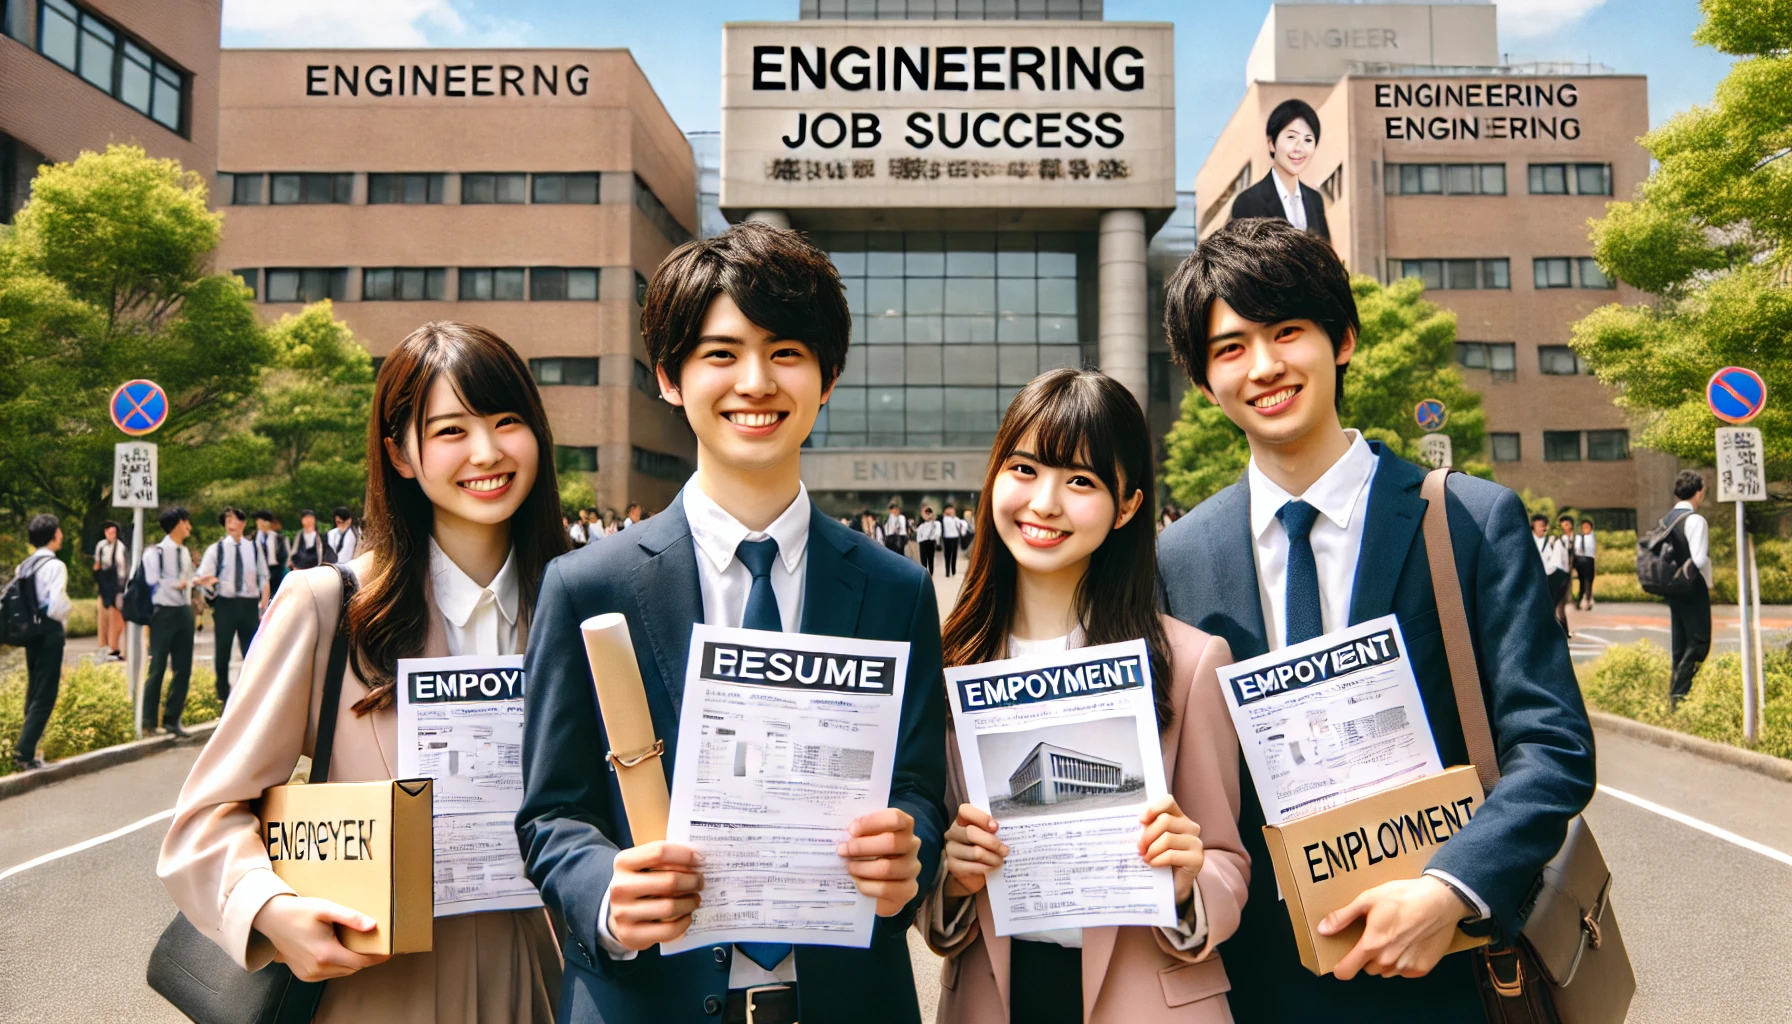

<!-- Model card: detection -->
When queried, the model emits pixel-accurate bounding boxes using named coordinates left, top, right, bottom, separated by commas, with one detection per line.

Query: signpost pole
left=110, top=379, right=168, bottom=742
left=1748, top=533, right=1767, bottom=718
left=1737, top=499, right=1755, bottom=743
left=1707, top=368, right=1766, bottom=744
left=129, top=506, right=144, bottom=740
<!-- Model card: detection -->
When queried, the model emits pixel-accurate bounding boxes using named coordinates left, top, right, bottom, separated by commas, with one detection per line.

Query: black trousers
left=1574, top=556, right=1596, bottom=604
left=942, top=536, right=959, bottom=576
left=144, top=604, right=195, bottom=728
left=884, top=534, right=907, bottom=557
left=919, top=539, right=937, bottom=574
left=1009, top=939, right=1081, bottom=1024
left=1667, top=581, right=1712, bottom=700
left=212, top=596, right=260, bottom=703
left=17, top=620, right=66, bottom=763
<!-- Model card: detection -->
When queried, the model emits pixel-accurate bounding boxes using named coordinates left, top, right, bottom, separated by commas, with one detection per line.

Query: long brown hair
left=347, top=321, right=568, bottom=714
left=941, top=369, right=1174, bottom=729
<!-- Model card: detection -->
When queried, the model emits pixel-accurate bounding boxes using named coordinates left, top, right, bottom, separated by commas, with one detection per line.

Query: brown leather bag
left=1419, top=468, right=1635, bottom=1024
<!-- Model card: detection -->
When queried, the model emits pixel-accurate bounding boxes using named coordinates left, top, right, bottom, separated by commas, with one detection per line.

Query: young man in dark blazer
left=1158, top=219, right=1594, bottom=1021
left=517, top=223, right=947, bottom=1024
left=1230, top=98, right=1331, bottom=242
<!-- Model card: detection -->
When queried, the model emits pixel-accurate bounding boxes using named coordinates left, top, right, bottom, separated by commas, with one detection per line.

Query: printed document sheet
left=945, top=639, right=1176, bottom=936
left=661, top=625, right=910, bottom=954
left=396, top=654, right=543, bottom=916
left=1217, top=615, right=1442, bottom=826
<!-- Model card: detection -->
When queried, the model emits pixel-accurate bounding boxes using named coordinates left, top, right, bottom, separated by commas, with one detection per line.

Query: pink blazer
left=157, top=557, right=560, bottom=1024
left=922, top=617, right=1248, bottom=1024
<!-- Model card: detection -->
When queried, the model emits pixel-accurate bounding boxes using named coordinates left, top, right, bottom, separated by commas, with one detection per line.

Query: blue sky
left=222, top=0, right=1736, bottom=184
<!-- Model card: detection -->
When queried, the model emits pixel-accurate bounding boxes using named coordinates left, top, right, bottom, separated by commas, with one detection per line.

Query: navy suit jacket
left=1158, top=445, right=1595, bottom=1022
left=516, top=494, right=949, bottom=1024
left=1230, top=172, right=1331, bottom=242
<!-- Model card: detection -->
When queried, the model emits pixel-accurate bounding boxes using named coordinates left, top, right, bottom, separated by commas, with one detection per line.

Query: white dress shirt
left=1248, top=431, right=1491, bottom=921
left=429, top=539, right=519, bottom=657
left=596, top=482, right=813, bottom=986
left=1572, top=531, right=1597, bottom=560
left=199, top=535, right=269, bottom=601
left=1248, top=430, right=1378, bottom=651
left=1673, top=501, right=1713, bottom=587
left=144, top=536, right=194, bottom=607
left=568, top=522, right=589, bottom=545
left=940, top=514, right=965, bottom=540
left=96, top=538, right=129, bottom=581
left=1536, top=535, right=1571, bottom=576
left=884, top=512, right=908, bottom=540
left=915, top=518, right=941, bottom=544
left=256, top=530, right=285, bottom=571
left=18, top=548, right=72, bottom=624
left=327, top=525, right=359, bottom=563
left=1272, top=170, right=1308, bottom=231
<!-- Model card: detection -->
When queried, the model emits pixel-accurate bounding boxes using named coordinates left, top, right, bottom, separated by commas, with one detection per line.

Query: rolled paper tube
left=580, top=613, right=670, bottom=845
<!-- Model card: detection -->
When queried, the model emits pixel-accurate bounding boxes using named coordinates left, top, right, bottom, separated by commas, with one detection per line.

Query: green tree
left=0, top=145, right=270, bottom=545
left=1162, top=275, right=1490, bottom=508
left=1570, top=0, right=1789, bottom=519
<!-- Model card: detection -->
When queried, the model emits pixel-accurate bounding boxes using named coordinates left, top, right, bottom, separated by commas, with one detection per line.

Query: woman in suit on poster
left=921, top=368, right=1249, bottom=1024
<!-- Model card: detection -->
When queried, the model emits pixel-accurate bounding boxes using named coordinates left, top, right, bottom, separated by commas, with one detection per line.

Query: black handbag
left=147, top=564, right=360, bottom=1024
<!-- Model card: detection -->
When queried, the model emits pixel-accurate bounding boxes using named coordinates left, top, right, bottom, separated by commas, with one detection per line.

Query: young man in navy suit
left=517, top=222, right=947, bottom=1024
left=1158, top=219, right=1595, bottom=1022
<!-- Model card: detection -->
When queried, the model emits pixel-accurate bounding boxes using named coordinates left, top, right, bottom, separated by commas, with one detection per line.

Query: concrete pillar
left=744, top=209, right=790, bottom=229
left=1098, top=209, right=1149, bottom=410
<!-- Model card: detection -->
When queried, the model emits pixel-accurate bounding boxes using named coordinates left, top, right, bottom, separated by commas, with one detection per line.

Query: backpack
left=0, top=553, right=53, bottom=645
left=122, top=548, right=159, bottom=625
left=1636, top=509, right=1701, bottom=598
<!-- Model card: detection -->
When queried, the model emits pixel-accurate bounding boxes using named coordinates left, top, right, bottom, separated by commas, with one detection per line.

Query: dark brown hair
left=640, top=221, right=850, bottom=388
left=347, top=321, right=568, bottom=714
left=941, top=369, right=1174, bottom=729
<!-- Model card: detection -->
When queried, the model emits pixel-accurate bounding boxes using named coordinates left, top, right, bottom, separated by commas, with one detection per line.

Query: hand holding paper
left=606, top=841, right=706, bottom=951
left=1138, top=794, right=1205, bottom=905
left=838, top=808, right=923, bottom=916
left=941, top=803, right=1007, bottom=899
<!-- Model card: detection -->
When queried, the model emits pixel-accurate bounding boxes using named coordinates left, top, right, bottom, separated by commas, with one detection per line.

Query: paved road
left=1566, top=602, right=1792, bottom=665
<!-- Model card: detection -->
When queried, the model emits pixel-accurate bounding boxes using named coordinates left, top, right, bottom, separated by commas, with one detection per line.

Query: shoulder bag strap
left=309, top=564, right=360, bottom=785
left=1419, top=467, right=1503, bottom=795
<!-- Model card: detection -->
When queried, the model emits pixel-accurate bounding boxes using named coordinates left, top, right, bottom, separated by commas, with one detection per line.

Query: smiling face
left=1271, top=116, right=1316, bottom=181
left=658, top=293, right=831, bottom=477
left=385, top=375, right=540, bottom=531
left=990, top=430, right=1143, bottom=580
left=1200, top=296, right=1354, bottom=452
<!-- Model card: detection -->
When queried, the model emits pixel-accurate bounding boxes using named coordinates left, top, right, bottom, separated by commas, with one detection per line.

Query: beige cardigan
left=921, top=618, right=1248, bottom=1024
left=157, top=557, right=560, bottom=1024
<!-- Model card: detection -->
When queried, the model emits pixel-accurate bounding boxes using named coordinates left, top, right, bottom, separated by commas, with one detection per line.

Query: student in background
left=564, top=512, right=585, bottom=548
left=142, top=507, right=197, bottom=736
left=1158, top=219, right=1593, bottom=1022
left=923, top=370, right=1247, bottom=1024
left=196, top=507, right=270, bottom=705
left=916, top=505, right=941, bottom=576
left=327, top=506, right=360, bottom=563
left=1574, top=518, right=1598, bottom=610
left=859, top=509, right=885, bottom=545
left=253, top=509, right=289, bottom=597
left=160, top=322, right=567, bottom=1023
left=883, top=500, right=911, bottom=558
left=619, top=502, right=643, bottom=530
left=1229, top=99, right=1331, bottom=242
left=93, top=519, right=129, bottom=663
left=1529, top=514, right=1572, bottom=637
left=1552, top=515, right=1577, bottom=637
left=518, top=223, right=946, bottom=1024
left=11, top=514, right=72, bottom=771
left=1665, top=471, right=1713, bottom=709
left=289, top=509, right=324, bottom=571
left=939, top=503, right=964, bottom=578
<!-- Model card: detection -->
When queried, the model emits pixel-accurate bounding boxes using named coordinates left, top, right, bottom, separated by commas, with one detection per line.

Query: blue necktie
left=1277, top=500, right=1324, bottom=646
left=732, top=537, right=790, bottom=971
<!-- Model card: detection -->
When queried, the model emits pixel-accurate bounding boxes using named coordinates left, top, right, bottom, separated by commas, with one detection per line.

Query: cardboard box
left=1261, top=765, right=1491, bottom=976
left=258, top=778, right=434, bottom=955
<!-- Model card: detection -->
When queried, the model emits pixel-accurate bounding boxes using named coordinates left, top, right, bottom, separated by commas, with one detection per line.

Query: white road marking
left=1597, top=785, right=1792, bottom=869
left=0, top=808, right=175, bottom=883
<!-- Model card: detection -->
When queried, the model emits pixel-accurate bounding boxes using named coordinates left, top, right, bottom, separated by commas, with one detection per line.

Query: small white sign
left=112, top=442, right=158, bottom=508
left=1716, top=427, right=1766, bottom=503
left=1418, top=433, right=1453, bottom=469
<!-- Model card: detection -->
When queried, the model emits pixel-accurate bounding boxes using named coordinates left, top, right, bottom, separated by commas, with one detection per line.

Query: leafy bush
left=0, top=660, right=221, bottom=773
left=1578, top=641, right=1792, bottom=760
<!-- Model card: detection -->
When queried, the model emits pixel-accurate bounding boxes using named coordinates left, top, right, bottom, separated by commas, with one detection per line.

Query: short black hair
left=641, top=221, right=850, bottom=388
left=1267, top=99, right=1321, bottom=144
left=1531, top=514, right=1549, bottom=526
left=1674, top=471, right=1705, bottom=501
left=1580, top=518, right=1593, bottom=527
left=253, top=509, right=274, bottom=522
left=218, top=506, right=246, bottom=527
left=333, top=506, right=353, bottom=522
left=159, top=507, right=190, bottom=534
left=1559, top=514, right=1574, bottom=523
left=300, top=509, right=317, bottom=520
left=1164, top=218, right=1358, bottom=405
left=27, top=514, right=59, bottom=547
left=102, top=519, right=121, bottom=535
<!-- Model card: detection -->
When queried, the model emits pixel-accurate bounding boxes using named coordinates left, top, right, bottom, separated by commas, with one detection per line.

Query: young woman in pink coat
left=922, top=369, right=1250, bottom=1024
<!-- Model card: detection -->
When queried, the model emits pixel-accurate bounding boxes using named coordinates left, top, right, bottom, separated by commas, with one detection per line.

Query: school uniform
left=142, top=536, right=196, bottom=730
left=940, top=515, right=965, bottom=577
left=1572, top=529, right=1597, bottom=608
left=1664, top=502, right=1713, bottom=702
left=1229, top=172, right=1331, bottom=242
left=257, top=528, right=289, bottom=597
left=883, top=511, right=911, bottom=558
left=12, top=548, right=72, bottom=766
left=327, top=524, right=360, bottom=564
left=916, top=518, right=942, bottom=575
left=1157, top=436, right=1595, bottom=1023
left=516, top=483, right=948, bottom=1024
left=289, top=529, right=324, bottom=571
left=198, top=535, right=269, bottom=704
left=95, top=537, right=129, bottom=609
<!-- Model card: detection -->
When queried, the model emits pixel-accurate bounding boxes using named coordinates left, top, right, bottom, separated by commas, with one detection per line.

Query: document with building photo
left=395, top=654, right=543, bottom=917
left=660, top=625, right=911, bottom=955
left=1217, top=615, right=1443, bottom=826
left=945, top=639, right=1177, bottom=937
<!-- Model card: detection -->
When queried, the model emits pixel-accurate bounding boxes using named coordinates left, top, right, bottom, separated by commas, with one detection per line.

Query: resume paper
left=661, top=625, right=911, bottom=954
left=945, top=639, right=1177, bottom=936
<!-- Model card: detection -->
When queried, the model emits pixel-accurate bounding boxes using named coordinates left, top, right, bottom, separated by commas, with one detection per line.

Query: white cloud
left=1495, top=0, right=1609, bottom=40
left=222, top=0, right=529, bottom=48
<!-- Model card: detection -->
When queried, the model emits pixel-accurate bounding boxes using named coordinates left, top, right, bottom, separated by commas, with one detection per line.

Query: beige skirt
left=312, top=909, right=561, bottom=1024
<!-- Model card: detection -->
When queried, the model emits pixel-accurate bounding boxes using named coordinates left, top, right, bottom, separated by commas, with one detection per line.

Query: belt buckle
left=745, top=983, right=793, bottom=1024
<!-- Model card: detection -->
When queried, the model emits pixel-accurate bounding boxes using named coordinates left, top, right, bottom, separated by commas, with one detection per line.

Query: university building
left=1009, top=740, right=1122, bottom=806
left=212, top=49, right=699, bottom=513
left=1, top=0, right=220, bottom=220
left=1197, top=0, right=1674, bottom=528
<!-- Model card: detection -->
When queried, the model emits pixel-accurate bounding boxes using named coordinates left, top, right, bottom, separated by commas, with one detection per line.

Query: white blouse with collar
left=428, top=538, right=520, bottom=657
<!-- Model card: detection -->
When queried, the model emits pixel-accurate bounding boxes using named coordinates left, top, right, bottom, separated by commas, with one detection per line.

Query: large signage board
left=721, top=21, right=1175, bottom=212
left=1246, top=3, right=1496, bottom=86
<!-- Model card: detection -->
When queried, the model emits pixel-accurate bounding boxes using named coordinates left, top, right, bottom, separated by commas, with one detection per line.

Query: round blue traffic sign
left=1414, top=398, right=1447, bottom=432
left=1707, top=367, right=1765, bottom=425
left=110, top=379, right=168, bottom=436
